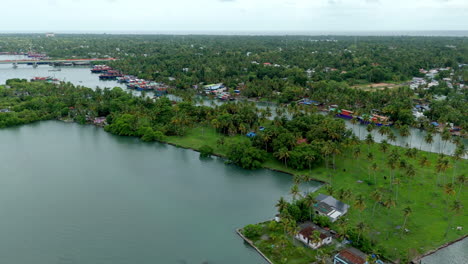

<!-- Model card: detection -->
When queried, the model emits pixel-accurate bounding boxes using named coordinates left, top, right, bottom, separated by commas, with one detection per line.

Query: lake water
left=0, top=120, right=315, bottom=264
left=420, top=237, right=468, bottom=264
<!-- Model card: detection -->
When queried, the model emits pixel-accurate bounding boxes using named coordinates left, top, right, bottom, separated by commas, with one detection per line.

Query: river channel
left=0, top=120, right=315, bottom=263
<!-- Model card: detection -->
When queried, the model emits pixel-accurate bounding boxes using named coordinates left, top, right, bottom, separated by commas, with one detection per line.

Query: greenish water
left=421, top=238, right=468, bottom=264
left=0, top=121, right=315, bottom=264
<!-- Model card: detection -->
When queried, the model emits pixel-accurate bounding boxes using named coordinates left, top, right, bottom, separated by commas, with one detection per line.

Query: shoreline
left=236, top=227, right=274, bottom=264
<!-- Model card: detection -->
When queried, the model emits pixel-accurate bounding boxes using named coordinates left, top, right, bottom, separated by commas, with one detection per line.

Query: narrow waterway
left=0, top=121, right=322, bottom=264
left=1, top=55, right=466, bottom=158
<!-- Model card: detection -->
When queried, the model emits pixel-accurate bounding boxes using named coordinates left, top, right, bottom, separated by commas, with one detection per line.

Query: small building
left=295, top=223, right=332, bottom=249
left=314, top=194, right=350, bottom=222
left=45, top=32, right=55, bottom=37
left=334, top=247, right=368, bottom=264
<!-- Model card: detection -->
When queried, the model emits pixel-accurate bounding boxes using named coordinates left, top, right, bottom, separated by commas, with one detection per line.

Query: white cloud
left=0, top=0, right=467, bottom=32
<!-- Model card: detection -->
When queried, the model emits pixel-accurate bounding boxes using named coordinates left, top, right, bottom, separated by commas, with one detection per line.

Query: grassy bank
left=165, top=125, right=467, bottom=262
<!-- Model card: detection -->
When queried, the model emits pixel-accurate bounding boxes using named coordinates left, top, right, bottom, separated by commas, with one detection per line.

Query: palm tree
left=387, top=157, right=397, bottom=190
left=274, top=147, right=290, bottom=167
left=354, top=194, right=366, bottom=219
left=338, top=188, right=352, bottom=202
left=456, top=174, right=466, bottom=199
left=384, top=196, right=396, bottom=210
left=353, top=147, right=361, bottom=159
left=304, top=192, right=316, bottom=220
left=399, top=125, right=411, bottom=147
left=419, top=155, right=430, bottom=168
left=275, top=197, right=288, bottom=214
left=365, top=133, right=374, bottom=152
left=356, top=221, right=367, bottom=243
left=330, top=142, right=342, bottom=170
left=445, top=200, right=463, bottom=237
left=444, top=183, right=456, bottom=197
left=304, top=151, right=316, bottom=172
left=311, top=230, right=322, bottom=247
left=441, top=128, right=451, bottom=154
left=371, top=189, right=383, bottom=216
left=380, top=140, right=389, bottom=154
left=325, top=185, right=334, bottom=196
left=435, top=156, right=451, bottom=186
left=401, top=206, right=412, bottom=233
left=290, top=184, right=301, bottom=201
left=405, top=164, right=416, bottom=181
left=387, top=131, right=397, bottom=145
left=371, top=162, right=378, bottom=185
left=393, top=178, right=401, bottom=201
left=315, top=249, right=330, bottom=264
left=424, top=132, right=434, bottom=152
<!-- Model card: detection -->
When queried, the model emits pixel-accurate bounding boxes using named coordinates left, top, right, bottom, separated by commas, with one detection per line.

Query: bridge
left=0, top=58, right=117, bottom=65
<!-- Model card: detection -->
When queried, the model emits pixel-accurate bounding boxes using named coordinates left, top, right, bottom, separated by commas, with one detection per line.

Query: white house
left=295, top=223, right=332, bottom=249
left=314, top=194, right=350, bottom=222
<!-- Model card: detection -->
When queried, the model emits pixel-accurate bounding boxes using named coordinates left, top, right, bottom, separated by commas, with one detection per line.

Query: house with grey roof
left=314, top=194, right=350, bottom=222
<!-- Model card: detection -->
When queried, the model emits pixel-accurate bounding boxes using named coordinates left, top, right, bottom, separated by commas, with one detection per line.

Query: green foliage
left=226, top=141, right=267, bottom=169
left=199, top=145, right=214, bottom=157
left=243, top=224, right=263, bottom=240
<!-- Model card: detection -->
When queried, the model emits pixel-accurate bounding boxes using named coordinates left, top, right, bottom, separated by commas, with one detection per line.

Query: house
left=45, top=32, right=55, bottom=37
left=314, top=194, right=349, bottom=222
left=334, top=248, right=368, bottom=264
left=295, top=223, right=333, bottom=249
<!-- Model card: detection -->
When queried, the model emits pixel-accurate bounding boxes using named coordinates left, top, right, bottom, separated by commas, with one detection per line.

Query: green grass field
left=166, top=125, right=467, bottom=261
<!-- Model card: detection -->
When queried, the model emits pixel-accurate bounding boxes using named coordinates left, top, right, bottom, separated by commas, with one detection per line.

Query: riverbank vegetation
left=0, top=79, right=466, bottom=262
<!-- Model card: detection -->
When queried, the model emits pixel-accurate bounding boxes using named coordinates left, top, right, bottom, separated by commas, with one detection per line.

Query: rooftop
left=335, top=248, right=368, bottom=264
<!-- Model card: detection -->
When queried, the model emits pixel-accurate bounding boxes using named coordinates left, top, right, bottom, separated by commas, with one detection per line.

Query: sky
left=1, top=0, right=467, bottom=33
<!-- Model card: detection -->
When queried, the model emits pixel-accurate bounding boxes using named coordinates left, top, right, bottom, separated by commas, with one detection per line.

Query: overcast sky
left=2, top=0, right=467, bottom=33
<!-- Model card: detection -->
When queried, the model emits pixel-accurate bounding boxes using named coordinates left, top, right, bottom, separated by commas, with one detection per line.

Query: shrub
left=199, top=145, right=214, bottom=157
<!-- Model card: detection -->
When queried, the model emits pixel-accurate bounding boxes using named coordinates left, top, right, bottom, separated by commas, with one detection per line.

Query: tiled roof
left=336, top=248, right=367, bottom=264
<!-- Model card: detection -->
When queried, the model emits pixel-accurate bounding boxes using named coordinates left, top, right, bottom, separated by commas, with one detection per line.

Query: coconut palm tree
left=371, top=162, right=378, bottom=185
left=353, top=147, right=361, bottom=159
left=424, top=132, right=434, bottom=152
left=445, top=200, right=463, bottom=237
left=365, top=133, right=374, bottom=152
left=456, top=175, right=466, bottom=199
left=304, top=192, right=316, bottom=221
left=444, top=183, right=456, bottom=197
left=276, top=197, right=288, bottom=214
left=338, top=188, right=352, bottom=202
left=325, top=185, right=334, bottom=196
left=419, top=155, right=430, bottom=169
left=387, top=131, right=397, bottom=145
left=399, top=125, right=411, bottom=147
left=356, top=221, right=367, bottom=243
left=274, top=147, right=290, bottom=167
left=393, top=178, right=401, bottom=201
left=311, top=230, right=322, bottom=247
left=441, top=128, right=451, bottom=154
left=435, top=156, right=451, bottom=186
left=380, top=140, right=389, bottom=154
left=371, top=189, right=383, bottom=216
left=354, top=194, right=366, bottom=219
left=401, top=206, right=412, bottom=233
left=290, top=184, right=301, bottom=201
left=405, top=164, right=416, bottom=181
